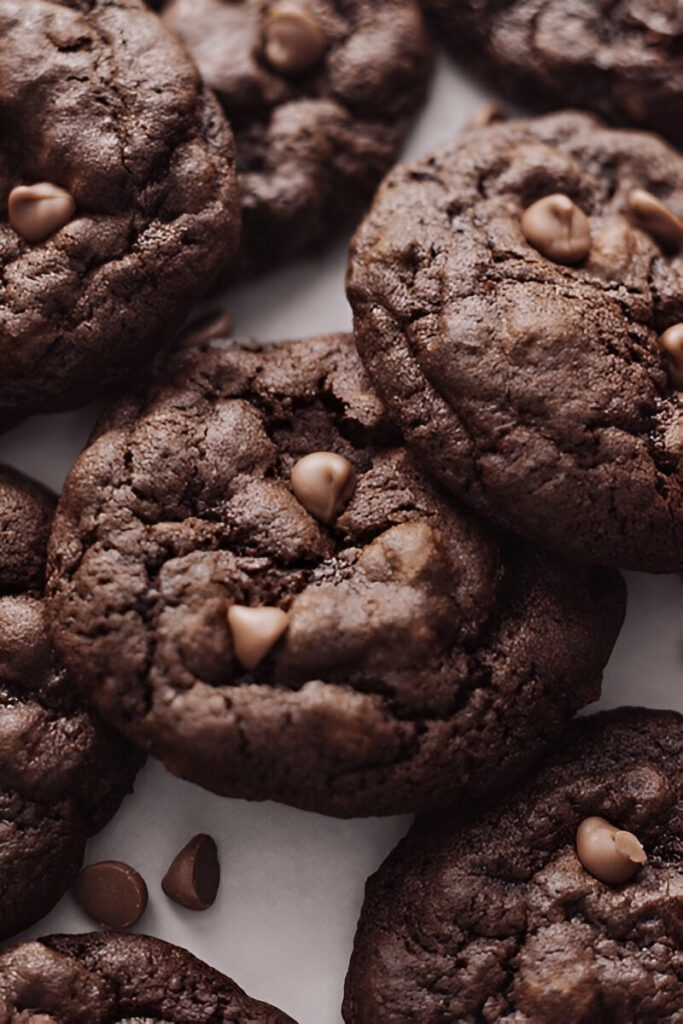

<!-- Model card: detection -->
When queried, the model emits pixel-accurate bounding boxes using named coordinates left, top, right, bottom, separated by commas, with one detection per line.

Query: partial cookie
left=348, top=111, right=683, bottom=571
left=0, top=0, right=240, bottom=425
left=0, top=932, right=296, bottom=1022
left=158, top=0, right=431, bottom=271
left=344, top=707, right=682, bottom=1024
left=0, top=465, right=142, bottom=941
left=47, top=334, right=624, bottom=817
left=423, top=0, right=683, bottom=147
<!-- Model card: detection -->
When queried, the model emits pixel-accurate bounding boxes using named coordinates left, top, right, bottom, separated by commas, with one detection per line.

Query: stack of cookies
left=0, top=1, right=680, bottom=1022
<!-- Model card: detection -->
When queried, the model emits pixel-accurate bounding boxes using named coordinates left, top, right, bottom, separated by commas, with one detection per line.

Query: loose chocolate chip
left=627, top=188, right=683, bottom=247
left=8, top=183, right=75, bottom=243
left=162, top=833, right=220, bottom=910
left=263, top=2, right=327, bottom=76
left=521, top=193, right=592, bottom=264
left=575, top=816, right=647, bottom=885
left=466, top=101, right=505, bottom=131
left=290, top=451, right=357, bottom=524
left=182, top=309, right=234, bottom=349
left=227, top=605, right=290, bottom=670
left=74, top=861, right=148, bottom=929
left=659, top=324, right=683, bottom=389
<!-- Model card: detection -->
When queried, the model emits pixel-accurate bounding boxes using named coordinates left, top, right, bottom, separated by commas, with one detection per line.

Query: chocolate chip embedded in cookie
left=0, top=0, right=240, bottom=427
left=8, top=183, right=76, bottom=244
left=348, top=111, right=683, bottom=572
left=521, top=193, right=591, bottom=264
left=46, top=334, right=625, bottom=817
left=0, top=465, right=142, bottom=942
left=0, top=932, right=297, bottom=1023
left=575, top=816, right=647, bottom=885
left=343, top=707, right=683, bottom=1024
left=423, top=0, right=683, bottom=147
left=157, top=0, right=431, bottom=272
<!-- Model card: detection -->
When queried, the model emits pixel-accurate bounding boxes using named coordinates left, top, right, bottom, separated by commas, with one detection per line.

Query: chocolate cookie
left=46, top=334, right=624, bottom=817
left=0, top=931, right=297, bottom=1022
left=0, top=465, right=142, bottom=941
left=348, top=111, right=683, bottom=572
left=344, top=707, right=683, bottom=1024
left=157, top=0, right=431, bottom=271
left=423, top=0, right=683, bottom=148
left=0, top=0, right=240, bottom=426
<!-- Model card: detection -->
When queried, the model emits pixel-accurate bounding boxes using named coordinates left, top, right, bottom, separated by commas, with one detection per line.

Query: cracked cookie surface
left=0, top=931, right=297, bottom=1023
left=47, top=334, right=624, bottom=817
left=157, top=0, right=431, bottom=272
left=0, top=0, right=240, bottom=426
left=343, top=707, right=683, bottom=1024
left=348, top=111, right=683, bottom=571
left=423, top=0, right=683, bottom=147
left=0, top=465, right=142, bottom=941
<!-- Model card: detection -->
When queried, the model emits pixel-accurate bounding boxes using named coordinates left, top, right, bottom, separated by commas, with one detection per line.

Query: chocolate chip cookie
left=423, top=0, right=683, bottom=148
left=0, top=0, right=240, bottom=426
left=46, top=333, right=625, bottom=817
left=0, top=465, right=142, bottom=941
left=348, top=111, right=683, bottom=572
left=0, top=932, right=297, bottom=1023
left=157, top=0, right=431, bottom=271
left=344, top=707, right=682, bottom=1024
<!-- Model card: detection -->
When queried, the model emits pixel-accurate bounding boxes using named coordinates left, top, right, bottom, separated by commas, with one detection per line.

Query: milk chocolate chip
left=521, top=194, right=592, bottom=264
left=659, top=324, right=683, bottom=389
left=263, top=2, right=327, bottom=76
left=576, top=816, right=647, bottom=885
left=290, top=452, right=357, bottom=524
left=162, top=833, right=220, bottom=911
left=627, top=188, right=683, bottom=247
left=227, top=605, right=290, bottom=670
left=74, top=861, right=148, bottom=928
left=8, top=183, right=75, bottom=243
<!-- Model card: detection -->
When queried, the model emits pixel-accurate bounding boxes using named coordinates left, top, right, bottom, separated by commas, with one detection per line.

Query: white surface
left=1, top=48, right=681, bottom=1024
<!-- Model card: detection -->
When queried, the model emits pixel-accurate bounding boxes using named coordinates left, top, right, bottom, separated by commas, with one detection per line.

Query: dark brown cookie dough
left=0, top=0, right=240, bottom=426
left=47, top=334, right=624, bottom=817
left=348, top=111, right=683, bottom=572
left=423, top=0, right=683, bottom=148
left=157, top=0, right=431, bottom=272
left=0, top=932, right=297, bottom=1023
left=344, top=707, right=683, bottom=1024
left=0, top=465, right=142, bottom=941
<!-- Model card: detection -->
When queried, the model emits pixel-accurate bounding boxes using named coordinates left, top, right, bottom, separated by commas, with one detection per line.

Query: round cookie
left=47, top=334, right=624, bottom=817
left=423, top=0, right=683, bottom=148
left=344, top=707, right=683, bottom=1024
left=0, top=465, right=142, bottom=941
left=0, top=0, right=240, bottom=426
left=0, top=931, right=297, bottom=1022
left=348, top=110, right=683, bottom=572
left=157, top=0, right=431, bottom=272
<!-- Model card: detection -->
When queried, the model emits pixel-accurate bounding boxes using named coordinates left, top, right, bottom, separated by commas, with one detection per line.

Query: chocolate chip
left=659, top=324, right=683, bottom=389
left=182, top=309, right=234, bottom=349
left=8, top=183, right=75, bottom=243
left=627, top=188, right=683, bottom=247
left=290, top=451, right=357, bottom=524
left=227, top=605, right=290, bottom=670
left=521, top=193, right=592, bottom=264
left=466, top=101, right=505, bottom=131
left=74, top=861, right=148, bottom=929
left=162, top=833, right=220, bottom=911
left=575, top=816, right=647, bottom=885
left=263, top=3, right=326, bottom=76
